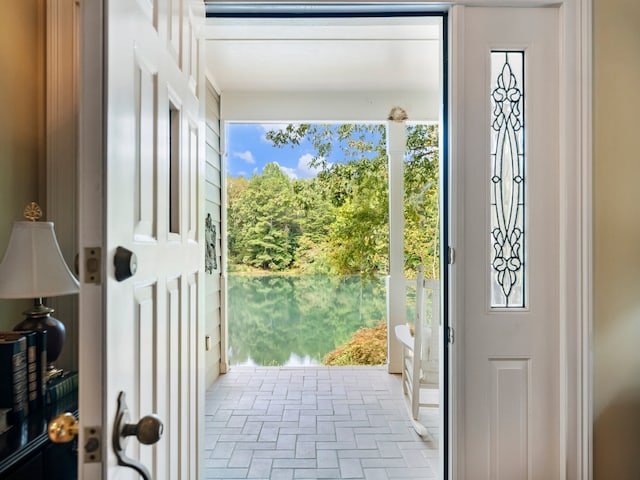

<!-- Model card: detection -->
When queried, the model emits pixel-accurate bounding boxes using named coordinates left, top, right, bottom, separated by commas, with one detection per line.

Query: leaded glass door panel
left=455, top=7, right=560, bottom=479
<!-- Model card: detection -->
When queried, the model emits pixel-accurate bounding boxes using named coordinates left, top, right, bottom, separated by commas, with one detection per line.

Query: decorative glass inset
left=490, top=51, right=525, bottom=308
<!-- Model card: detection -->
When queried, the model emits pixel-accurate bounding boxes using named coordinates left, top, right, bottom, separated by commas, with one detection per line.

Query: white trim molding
left=553, top=1, right=593, bottom=478
left=558, top=1, right=593, bottom=479
left=448, top=7, right=465, bottom=480
left=77, top=0, right=105, bottom=477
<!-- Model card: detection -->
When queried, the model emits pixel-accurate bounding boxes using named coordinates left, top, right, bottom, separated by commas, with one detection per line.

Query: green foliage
left=227, top=123, right=440, bottom=278
left=322, top=321, right=387, bottom=366
left=228, top=163, right=301, bottom=270
left=404, top=124, right=440, bottom=278
left=291, top=178, right=336, bottom=274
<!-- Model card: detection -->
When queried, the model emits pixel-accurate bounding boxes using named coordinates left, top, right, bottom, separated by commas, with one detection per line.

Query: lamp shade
left=0, top=221, right=79, bottom=299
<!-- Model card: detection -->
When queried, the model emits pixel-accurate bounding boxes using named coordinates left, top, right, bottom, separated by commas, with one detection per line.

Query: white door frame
left=448, top=1, right=592, bottom=479
left=206, top=2, right=593, bottom=477
left=75, top=0, right=592, bottom=478
left=77, top=0, right=104, bottom=477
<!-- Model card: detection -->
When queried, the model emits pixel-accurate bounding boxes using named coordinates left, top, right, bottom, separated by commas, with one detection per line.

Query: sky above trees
left=226, top=123, right=440, bottom=278
left=226, top=123, right=381, bottom=179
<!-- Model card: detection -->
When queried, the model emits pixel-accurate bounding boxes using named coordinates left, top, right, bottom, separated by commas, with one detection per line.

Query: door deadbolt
left=114, top=246, right=137, bottom=281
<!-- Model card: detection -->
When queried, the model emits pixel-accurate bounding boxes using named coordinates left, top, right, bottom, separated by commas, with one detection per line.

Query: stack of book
left=15, top=330, right=47, bottom=411
left=0, top=334, right=28, bottom=425
left=46, top=370, right=78, bottom=405
left=0, top=330, right=48, bottom=428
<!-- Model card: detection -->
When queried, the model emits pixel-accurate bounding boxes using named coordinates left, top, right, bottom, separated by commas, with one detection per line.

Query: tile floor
left=204, top=366, right=439, bottom=479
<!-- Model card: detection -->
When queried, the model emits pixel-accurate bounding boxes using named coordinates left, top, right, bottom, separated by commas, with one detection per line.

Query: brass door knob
left=48, top=412, right=79, bottom=443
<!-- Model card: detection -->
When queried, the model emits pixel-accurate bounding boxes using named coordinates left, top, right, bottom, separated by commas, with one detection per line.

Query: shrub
left=323, top=321, right=387, bottom=366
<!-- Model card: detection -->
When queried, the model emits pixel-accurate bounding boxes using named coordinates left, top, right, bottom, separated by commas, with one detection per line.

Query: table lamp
left=0, top=202, right=79, bottom=376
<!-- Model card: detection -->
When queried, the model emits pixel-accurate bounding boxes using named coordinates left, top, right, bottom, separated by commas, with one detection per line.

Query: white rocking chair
left=394, top=265, right=440, bottom=437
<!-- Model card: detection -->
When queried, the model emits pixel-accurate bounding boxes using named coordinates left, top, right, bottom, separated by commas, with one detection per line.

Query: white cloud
left=233, top=150, right=256, bottom=164
left=269, top=155, right=329, bottom=180
left=297, top=153, right=326, bottom=178
left=278, top=164, right=298, bottom=180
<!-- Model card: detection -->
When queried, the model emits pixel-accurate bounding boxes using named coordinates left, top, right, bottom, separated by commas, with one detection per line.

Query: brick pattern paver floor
left=204, top=366, right=439, bottom=479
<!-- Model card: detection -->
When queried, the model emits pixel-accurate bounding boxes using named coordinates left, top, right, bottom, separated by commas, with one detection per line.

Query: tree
left=229, top=163, right=301, bottom=270
left=404, top=124, right=440, bottom=278
left=269, top=124, right=389, bottom=275
left=227, top=123, right=440, bottom=277
left=265, top=123, right=440, bottom=278
left=226, top=175, right=248, bottom=266
left=324, top=154, right=389, bottom=276
left=291, top=179, right=336, bottom=274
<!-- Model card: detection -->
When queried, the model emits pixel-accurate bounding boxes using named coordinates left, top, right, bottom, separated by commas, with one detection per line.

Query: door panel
left=133, top=55, right=157, bottom=240
left=99, top=0, right=204, bottom=478
left=458, top=7, right=560, bottom=479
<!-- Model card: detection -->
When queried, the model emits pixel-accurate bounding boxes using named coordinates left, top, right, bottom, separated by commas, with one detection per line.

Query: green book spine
left=0, top=335, right=28, bottom=424
left=46, top=371, right=78, bottom=405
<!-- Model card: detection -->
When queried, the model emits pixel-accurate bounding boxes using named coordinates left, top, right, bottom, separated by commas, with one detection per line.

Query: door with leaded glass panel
left=455, top=6, right=560, bottom=478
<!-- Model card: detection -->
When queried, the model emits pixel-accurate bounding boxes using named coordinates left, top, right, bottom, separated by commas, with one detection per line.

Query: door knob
left=113, top=391, right=163, bottom=480
left=121, top=413, right=164, bottom=445
left=48, top=412, right=79, bottom=443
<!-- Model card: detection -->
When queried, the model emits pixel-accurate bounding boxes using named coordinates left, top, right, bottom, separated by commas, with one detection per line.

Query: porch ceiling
left=202, top=16, right=441, bottom=95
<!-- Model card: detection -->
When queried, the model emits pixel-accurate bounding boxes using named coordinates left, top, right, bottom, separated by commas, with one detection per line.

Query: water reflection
left=228, top=274, right=387, bottom=366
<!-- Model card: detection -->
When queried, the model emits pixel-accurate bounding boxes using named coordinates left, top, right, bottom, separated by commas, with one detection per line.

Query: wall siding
left=204, top=78, right=223, bottom=388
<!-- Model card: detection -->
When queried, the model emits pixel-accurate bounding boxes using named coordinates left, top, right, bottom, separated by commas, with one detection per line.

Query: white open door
left=78, top=0, right=205, bottom=478
left=452, top=6, right=561, bottom=479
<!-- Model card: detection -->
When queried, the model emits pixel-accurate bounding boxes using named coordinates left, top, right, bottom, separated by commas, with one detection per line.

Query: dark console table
left=0, top=396, right=77, bottom=480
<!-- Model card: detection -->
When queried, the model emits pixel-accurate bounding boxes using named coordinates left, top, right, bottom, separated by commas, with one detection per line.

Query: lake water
left=227, top=274, right=388, bottom=366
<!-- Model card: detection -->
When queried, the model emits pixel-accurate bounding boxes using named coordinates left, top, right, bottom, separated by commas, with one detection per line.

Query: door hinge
left=447, top=326, right=455, bottom=345
left=448, top=246, right=455, bottom=265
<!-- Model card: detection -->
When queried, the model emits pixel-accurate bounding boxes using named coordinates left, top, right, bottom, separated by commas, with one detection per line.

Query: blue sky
left=226, top=123, right=324, bottom=179
left=225, top=123, right=383, bottom=179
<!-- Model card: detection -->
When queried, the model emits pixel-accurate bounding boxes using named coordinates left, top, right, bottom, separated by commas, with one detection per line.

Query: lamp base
left=14, top=300, right=66, bottom=375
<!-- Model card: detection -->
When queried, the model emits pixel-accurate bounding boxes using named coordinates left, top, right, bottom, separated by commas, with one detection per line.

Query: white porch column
left=387, top=119, right=406, bottom=374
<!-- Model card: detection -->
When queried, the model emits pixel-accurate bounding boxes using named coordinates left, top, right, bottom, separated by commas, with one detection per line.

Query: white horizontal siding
left=204, top=78, right=223, bottom=388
